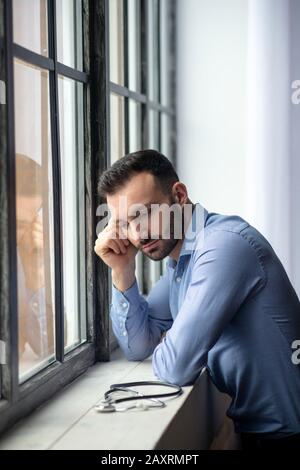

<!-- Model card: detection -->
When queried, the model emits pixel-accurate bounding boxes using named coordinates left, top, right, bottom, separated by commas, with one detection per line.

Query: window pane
left=147, top=0, right=159, bottom=102
left=136, top=251, right=144, bottom=293
left=14, top=59, right=55, bottom=381
left=58, top=76, right=86, bottom=352
left=160, top=0, right=172, bottom=107
left=149, top=258, right=161, bottom=289
left=148, top=109, right=159, bottom=150
left=110, top=93, right=125, bottom=163
left=56, top=0, right=83, bottom=71
left=109, top=0, right=124, bottom=85
left=161, top=113, right=173, bottom=159
left=129, top=99, right=142, bottom=152
left=13, top=0, right=48, bottom=57
left=128, top=0, right=141, bottom=92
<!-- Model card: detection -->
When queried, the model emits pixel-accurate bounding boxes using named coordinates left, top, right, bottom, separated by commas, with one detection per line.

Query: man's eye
left=130, top=210, right=148, bottom=221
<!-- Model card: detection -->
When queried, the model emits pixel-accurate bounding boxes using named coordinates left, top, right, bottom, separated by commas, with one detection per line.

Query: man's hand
left=94, top=219, right=138, bottom=292
left=18, top=213, right=45, bottom=292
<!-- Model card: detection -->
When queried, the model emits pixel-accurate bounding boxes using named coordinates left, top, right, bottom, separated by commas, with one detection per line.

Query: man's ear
left=172, top=182, right=188, bottom=205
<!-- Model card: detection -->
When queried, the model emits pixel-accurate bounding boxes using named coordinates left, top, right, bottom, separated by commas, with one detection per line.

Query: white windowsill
left=0, top=348, right=206, bottom=450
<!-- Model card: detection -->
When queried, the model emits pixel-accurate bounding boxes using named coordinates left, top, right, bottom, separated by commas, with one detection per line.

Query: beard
left=142, top=237, right=178, bottom=261
left=138, top=195, right=184, bottom=261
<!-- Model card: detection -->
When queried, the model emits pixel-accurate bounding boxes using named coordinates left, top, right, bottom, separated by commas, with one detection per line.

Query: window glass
left=13, top=0, right=48, bottom=57
left=56, top=0, right=83, bottom=71
left=129, top=99, right=142, bottom=152
left=109, top=0, right=124, bottom=85
left=110, top=92, right=125, bottom=163
left=148, top=109, right=159, bottom=150
left=161, top=113, right=173, bottom=159
left=160, top=0, right=172, bottom=107
left=147, top=0, right=159, bottom=102
left=58, top=76, right=86, bottom=352
left=128, top=0, right=141, bottom=92
left=14, top=59, right=55, bottom=381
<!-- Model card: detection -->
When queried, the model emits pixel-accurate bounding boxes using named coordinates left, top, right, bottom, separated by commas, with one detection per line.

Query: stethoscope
left=95, top=380, right=183, bottom=413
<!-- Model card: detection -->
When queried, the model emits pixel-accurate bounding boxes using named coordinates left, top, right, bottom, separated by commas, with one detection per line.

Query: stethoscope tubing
left=104, top=380, right=183, bottom=405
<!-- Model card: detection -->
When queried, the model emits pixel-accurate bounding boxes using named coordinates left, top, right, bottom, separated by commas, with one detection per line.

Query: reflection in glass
left=56, top=0, right=83, bottom=71
left=109, top=0, right=124, bottom=85
left=129, top=99, right=142, bottom=152
left=147, top=0, right=159, bottom=102
left=58, top=76, right=86, bottom=352
left=110, top=93, right=125, bottom=163
left=13, top=0, right=48, bottom=56
left=128, top=0, right=141, bottom=92
left=14, top=59, right=55, bottom=381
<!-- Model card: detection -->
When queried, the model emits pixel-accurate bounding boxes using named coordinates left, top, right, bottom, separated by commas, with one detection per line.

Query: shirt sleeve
left=110, top=269, right=173, bottom=361
left=152, top=230, right=266, bottom=386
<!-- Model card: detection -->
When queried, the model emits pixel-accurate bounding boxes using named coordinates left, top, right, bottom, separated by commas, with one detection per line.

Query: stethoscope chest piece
left=95, top=401, right=116, bottom=413
left=95, top=380, right=183, bottom=413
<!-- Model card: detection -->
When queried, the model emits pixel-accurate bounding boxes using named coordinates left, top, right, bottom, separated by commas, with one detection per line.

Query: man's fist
left=94, top=220, right=138, bottom=274
left=18, top=212, right=45, bottom=292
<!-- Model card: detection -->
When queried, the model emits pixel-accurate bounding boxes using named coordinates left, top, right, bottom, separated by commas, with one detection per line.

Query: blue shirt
left=110, top=203, right=300, bottom=434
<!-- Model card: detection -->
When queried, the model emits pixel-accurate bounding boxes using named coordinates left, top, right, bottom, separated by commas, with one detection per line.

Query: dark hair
left=98, top=149, right=179, bottom=198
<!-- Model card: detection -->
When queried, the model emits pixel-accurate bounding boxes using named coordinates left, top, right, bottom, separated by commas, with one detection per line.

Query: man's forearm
left=110, top=270, right=173, bottom=363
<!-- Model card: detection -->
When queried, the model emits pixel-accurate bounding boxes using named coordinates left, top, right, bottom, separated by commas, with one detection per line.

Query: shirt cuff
left=110, top=278, right=141, bottom=342
left=111, top=277, right=141, bottom=309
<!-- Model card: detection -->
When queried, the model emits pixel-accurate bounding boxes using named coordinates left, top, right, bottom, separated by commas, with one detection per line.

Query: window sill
left=0, top=349, right=202, bottom=450
left=0, top=348, right=233, bottom=450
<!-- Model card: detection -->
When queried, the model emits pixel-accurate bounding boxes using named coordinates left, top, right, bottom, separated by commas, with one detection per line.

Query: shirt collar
left=167, top=202, right=208, bottom=269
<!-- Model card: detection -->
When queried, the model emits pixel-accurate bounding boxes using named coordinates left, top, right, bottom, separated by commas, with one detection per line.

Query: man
left=94, top=149, right=300, bottom=449
left=16, top=153, right=54, bottom=369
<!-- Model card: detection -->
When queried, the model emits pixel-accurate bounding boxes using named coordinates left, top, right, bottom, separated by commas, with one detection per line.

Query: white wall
left=176, top=0, right=248, bottom=217
left=290, top=0, right=300, bottom=297
left=176, top=0, right=300, bottom=296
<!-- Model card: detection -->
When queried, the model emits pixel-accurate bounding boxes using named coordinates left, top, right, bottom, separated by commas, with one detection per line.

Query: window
left=0, top=0, right=176, bottom=435
left=0, top=0, right=94, bottom=434
left=107, top=0, right=176, bottom=302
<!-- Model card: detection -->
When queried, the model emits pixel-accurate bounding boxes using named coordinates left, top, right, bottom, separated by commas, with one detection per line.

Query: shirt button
left=123, top=331, right=127, bottom=336
left=121, top=302, right=127, bottom=308
left=176, top=276, right=181, bottom=283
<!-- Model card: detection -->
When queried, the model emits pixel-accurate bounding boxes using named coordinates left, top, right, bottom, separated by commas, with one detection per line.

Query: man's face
left=106, top=172, right=183, bottom=261
left=16, top=195, right=42, bottom=244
